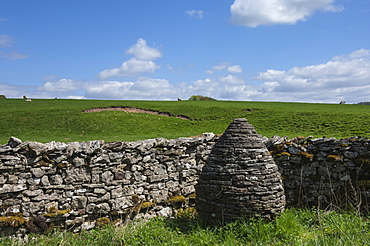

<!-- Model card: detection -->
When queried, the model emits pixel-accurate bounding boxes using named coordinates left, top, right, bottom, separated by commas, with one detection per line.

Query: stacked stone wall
left=268, top=135, right=370, bottom=211
left=0, top=134, right=217, bottom=235
left=1, top=134, right=370, bottom=236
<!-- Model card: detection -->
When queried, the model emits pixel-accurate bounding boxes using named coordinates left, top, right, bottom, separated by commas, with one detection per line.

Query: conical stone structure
left=196, top=118, right=285, bottom=223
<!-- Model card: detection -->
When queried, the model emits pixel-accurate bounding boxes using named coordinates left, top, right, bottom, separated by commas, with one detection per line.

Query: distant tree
left=188, top=95, right=217, bottom=101
left=0, top=95, right=6, bottom=99
left=358, top=101, right=370, bottom=105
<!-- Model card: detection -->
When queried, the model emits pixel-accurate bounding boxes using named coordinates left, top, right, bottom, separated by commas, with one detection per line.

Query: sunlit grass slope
left=0, top=99, right=369, bottom=144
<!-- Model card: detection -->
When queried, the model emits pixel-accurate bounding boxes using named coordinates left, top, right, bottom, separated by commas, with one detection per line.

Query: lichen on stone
left=167, top=195, right=186, bottom=203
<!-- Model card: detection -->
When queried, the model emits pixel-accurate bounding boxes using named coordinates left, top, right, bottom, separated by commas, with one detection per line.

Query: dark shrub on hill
left=0, top=95, right=6, bottom=99
left=188, top=95, right=217, bottom=101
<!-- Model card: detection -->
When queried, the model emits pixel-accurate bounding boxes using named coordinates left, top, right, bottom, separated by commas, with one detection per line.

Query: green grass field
left=1, top=99, right=369, bottom=144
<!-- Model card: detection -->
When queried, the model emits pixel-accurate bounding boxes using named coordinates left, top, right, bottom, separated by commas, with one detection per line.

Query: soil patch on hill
left=82, top=106, right=192, bottom=120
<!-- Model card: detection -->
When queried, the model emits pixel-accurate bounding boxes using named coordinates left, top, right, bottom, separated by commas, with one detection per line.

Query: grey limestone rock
left=8, top=136, right=22, bottom=148
left=196, top=118, right=286, bottom=223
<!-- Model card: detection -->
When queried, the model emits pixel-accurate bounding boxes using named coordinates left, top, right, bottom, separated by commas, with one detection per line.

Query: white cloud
left=85, top=78, right=175, bottom=100
left=1, top=51, right=29, bottom=60
left=0, top=83, right=31, bottom=98
left=213, top=63, right=228, bottom=71
left=0, top=35, right=13, bottom=47
left=98, top=38, right=162, bottom=80
left=36, top=79, right=81, bottom=92
left=209, top=63, right=243, bottom=74
left=126, top=38, right=162, bottom=61
left=5, top=49, right=370, bottom=104
left=252, top=49, right=370, bottom=102
left=221, top=75, right=245, bottom=84
left=227, top=65, right=242, bottom=73
left=98, top=59, right=160, bottom=80
left=230, top=0, right=344, bottom=27
left=185, top=10, right=204, bottom=19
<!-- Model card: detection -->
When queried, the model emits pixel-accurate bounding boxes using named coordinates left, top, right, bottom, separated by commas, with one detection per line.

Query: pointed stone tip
left=234, top=118, right=248, bottom=122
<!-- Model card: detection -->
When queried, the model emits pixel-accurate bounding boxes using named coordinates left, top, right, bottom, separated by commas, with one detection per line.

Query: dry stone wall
left=267, top=135, right=370, bottom=212
left=1, top=131, right=370, bottom=236
left=0, top=134, right=217, bottom=236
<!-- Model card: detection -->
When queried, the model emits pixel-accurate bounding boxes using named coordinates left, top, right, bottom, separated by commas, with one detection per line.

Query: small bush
left=188, top=95, right=217, bottom=101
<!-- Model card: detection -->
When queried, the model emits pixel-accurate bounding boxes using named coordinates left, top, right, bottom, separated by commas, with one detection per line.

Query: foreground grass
left=1, top=99, right=370, bottom=144
left=2, top=209, right=369, bottom=245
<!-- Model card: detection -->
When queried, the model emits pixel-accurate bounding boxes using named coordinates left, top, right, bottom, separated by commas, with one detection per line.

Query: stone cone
left=195, top=118, right=285, bottom=223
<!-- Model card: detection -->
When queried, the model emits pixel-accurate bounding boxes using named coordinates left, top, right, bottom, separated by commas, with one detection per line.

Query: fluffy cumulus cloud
left=185, top=10, right=204, bottom=19
left=253, top=49, right=370, bottom=102
left=230, top=0, right=344, bottom=27
left=98, top=59, right=160, bottom=79
left=185, top=49, right=370, bottom=102
left=36, top=79, right=81, bottom=92
left=227, top=65, right=242, bottom=73
left=126, top=38, right=162, bottom=61
left=98, top=39, right=162, bottom=80
left=85, top=78, right=175, bottom=100
left=6, top=49, right=370, bottom=103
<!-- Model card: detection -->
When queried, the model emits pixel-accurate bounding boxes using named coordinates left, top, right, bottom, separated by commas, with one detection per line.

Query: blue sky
left=1, top=0, right=369, bottom=103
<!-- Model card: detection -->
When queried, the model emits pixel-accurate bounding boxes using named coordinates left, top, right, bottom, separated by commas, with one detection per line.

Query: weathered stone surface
left=31, top=168, right=45, bottom=178
left=8, top=136, right=22, bottom=148
left=196, top=118, right=285, bottom=223
left=0, top=184, right=27, bottom=193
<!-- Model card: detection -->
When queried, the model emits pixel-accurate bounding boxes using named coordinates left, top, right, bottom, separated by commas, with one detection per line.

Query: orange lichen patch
left=280, top=152, right=291, bottom=156
left=299, top=151, right=314, bottom=160
left=327, top=155, right=342, bottom=161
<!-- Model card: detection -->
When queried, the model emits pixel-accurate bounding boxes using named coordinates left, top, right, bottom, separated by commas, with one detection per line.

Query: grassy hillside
left=0, top=99, right=369, bottom=144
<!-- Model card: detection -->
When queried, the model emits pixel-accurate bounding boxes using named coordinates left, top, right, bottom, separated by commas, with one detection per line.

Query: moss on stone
left=188, top=193, right=196, bottom=199
left=96, top=217, right=111, bottom=227
left=133, top=201, right=156, bottom=214
left=0, top=215, right=27, bottom=228
left=42, top=209, right=71, bottom=218
left=167, top=195, right=186, bottom=203
left=131, top=195, right=140, bottom=204
left=176, top=207, right=197, bottom=218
